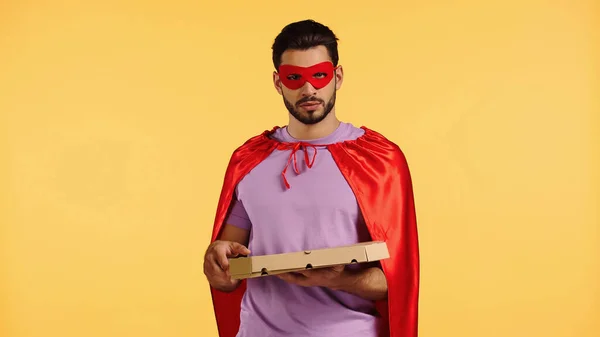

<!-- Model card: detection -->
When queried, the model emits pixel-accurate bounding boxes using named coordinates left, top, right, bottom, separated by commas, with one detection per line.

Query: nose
left=299, top=81, right=317, bottom=97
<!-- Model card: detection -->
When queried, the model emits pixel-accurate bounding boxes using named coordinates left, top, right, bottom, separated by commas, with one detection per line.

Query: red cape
left=209, top=126, right=420, bottom=337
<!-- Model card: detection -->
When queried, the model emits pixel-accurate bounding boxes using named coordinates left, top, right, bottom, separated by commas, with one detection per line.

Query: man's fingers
left=229, top=242, right=251, bottom=256
left=217, top=254, right=230, bottom=274
left=204, top=254, right=227, bottom=277
left=277, top=273, right=296, bottom=283
left=277, top=272, right=307, bottom=285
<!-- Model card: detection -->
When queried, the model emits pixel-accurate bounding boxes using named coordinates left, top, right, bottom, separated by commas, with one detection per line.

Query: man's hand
left=203, top=240, right=251, bottom=292
left=276, top=265, right=346, bottom=289
left=277, top=264, right=388, bottom=301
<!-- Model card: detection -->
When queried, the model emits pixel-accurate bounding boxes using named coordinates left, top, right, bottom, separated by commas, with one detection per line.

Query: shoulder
left=360, top=126, right=397, bottom=144
left=343, top=125, right=412, bottom=170
left=225, top=126, right=281, bottom=164
left=233, top=126, right=281, bottom=151
left=358, top=126, right=405, bottom=154
left=360, top=127, right=415, bottom=181
left=218, top=126, right=281, bottom=185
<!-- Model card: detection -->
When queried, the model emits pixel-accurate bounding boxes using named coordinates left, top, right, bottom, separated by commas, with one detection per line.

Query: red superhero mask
left=277, top=62, right=335, bottom=90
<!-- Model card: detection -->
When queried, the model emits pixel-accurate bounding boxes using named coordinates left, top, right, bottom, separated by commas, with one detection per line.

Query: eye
left=286, top=74, right=301, bottom=80
left=313, top=72, right=328, bottom=78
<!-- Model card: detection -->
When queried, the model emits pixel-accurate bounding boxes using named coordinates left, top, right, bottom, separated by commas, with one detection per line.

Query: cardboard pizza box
left=227, top=241, right=389, bottom=280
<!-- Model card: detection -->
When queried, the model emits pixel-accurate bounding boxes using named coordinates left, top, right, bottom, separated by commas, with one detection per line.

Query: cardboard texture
left=228, top=241, right=389, bottom=280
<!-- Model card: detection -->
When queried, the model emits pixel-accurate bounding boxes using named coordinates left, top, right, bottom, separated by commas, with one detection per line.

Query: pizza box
left=227, top=241, right=389, bottom=280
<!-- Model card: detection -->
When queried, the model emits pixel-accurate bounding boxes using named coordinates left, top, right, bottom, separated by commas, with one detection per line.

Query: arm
left=218, top=196, right=251, bottom=246
left=332, top=265, right=388, bottom=301
left=204, top=193, right=254, bottom=291
left=277, top=263, right=388, bottom=301
left=218, top=223, right=250, bottom=246
left=203, top=224, right=250, bottom=292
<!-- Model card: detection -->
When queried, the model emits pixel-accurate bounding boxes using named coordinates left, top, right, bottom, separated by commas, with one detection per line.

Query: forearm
left=333, top=266, right=388, bottom=301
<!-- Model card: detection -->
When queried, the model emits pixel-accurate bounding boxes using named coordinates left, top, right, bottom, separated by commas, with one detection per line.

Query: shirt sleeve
left=225, top=197, right=252, bottom=231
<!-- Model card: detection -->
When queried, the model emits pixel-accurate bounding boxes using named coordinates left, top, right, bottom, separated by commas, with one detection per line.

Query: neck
left=287, top=111, right=341, bottom=140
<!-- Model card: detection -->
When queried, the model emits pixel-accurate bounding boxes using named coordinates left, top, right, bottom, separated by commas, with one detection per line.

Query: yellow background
left=1, top=1, right=598, bottom=337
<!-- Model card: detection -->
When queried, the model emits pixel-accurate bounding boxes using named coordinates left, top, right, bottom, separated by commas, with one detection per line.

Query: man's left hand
left=276, top=265, right=348, bottom=290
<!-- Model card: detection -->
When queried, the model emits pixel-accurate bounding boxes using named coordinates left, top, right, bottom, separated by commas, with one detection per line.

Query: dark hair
left=271, top=19, right=339, bottom=70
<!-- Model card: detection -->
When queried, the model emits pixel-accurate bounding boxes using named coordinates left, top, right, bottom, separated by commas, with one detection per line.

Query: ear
left=334, top=65, right=344, bottom=90
left=273, top=71, right=283, bottom=95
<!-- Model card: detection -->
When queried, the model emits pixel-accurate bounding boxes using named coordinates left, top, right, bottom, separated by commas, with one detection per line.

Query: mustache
left=296, top=96, right=324, bottom=106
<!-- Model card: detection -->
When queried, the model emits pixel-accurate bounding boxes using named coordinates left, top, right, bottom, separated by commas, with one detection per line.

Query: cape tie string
left=278, top=142, right=322, bottom=189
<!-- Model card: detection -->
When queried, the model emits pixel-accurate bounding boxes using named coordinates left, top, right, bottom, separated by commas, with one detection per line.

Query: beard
left=283, top=89, right=336, bottom=125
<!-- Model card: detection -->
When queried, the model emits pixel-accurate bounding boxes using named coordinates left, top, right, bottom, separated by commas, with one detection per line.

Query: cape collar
left=258, top=125, right=372, bottom=147
left=256, top=125, right=373, bottom=189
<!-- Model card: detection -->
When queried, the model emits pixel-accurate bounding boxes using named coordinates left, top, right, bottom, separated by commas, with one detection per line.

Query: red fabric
left=209, top=126, right=420, bottom=337
left=278, top=141, right=326, bottom=189
left=277, top=61, right=335, bottom=90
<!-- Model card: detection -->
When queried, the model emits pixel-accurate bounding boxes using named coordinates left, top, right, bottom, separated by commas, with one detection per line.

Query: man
left=203, top=19, right=420, bottom=337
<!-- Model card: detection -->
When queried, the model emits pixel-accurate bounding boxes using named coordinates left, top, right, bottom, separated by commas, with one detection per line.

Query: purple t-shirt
left=226, top=122, right=381, bottom=337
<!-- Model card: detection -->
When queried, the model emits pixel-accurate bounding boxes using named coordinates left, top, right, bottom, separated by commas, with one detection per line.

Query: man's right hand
left=203, top=240, right=251, bottom=292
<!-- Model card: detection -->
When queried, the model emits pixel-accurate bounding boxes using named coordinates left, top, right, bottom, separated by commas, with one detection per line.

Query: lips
left=299, top=101, right=321, bottom=107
